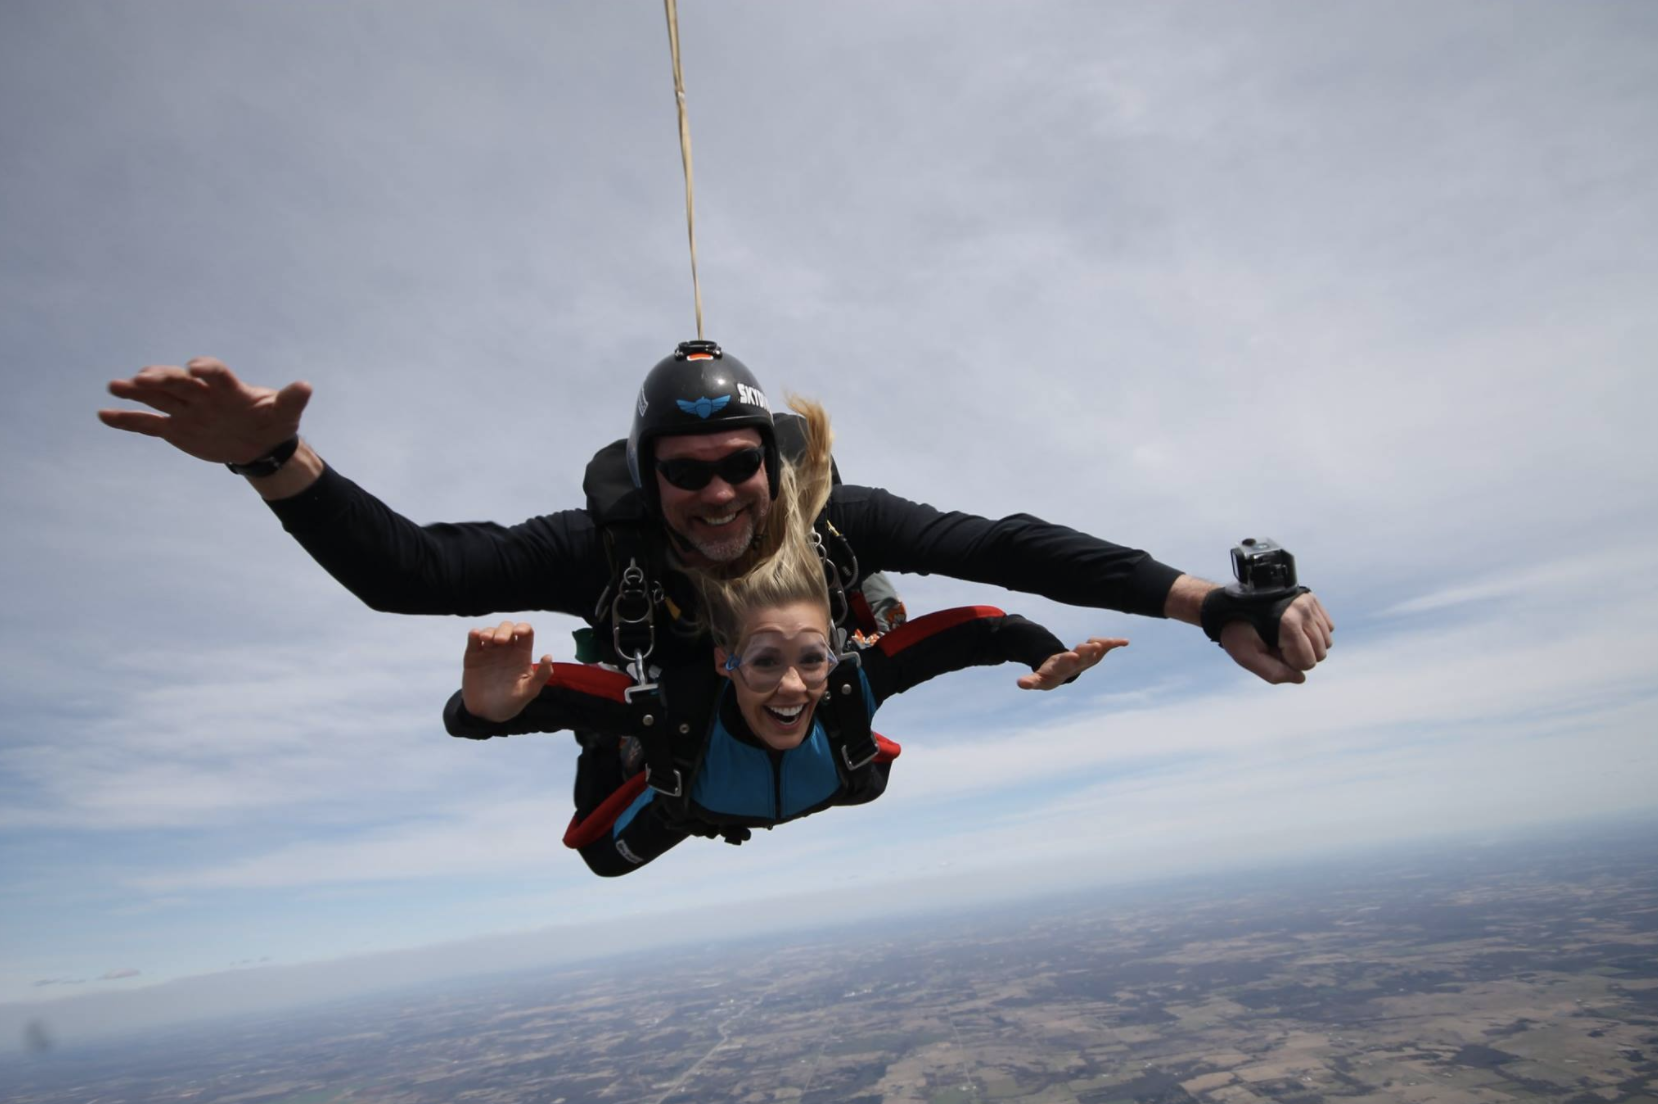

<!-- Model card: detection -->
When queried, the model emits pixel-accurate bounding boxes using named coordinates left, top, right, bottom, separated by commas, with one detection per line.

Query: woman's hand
left=462, top=621, right=556, bottom=722
left=1018, top=637, right=1129, bottom=690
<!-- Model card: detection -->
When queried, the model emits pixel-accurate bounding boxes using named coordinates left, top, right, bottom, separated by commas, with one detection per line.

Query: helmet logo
left=637, top=388, right=649, bottom=418
left=677, top=395, right=731, bottom=420
left=736, top=382, right=770, bottom=411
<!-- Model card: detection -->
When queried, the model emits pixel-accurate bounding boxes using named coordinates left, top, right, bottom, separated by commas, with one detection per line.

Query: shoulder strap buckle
left=646, top=764, right=684, bottom=798
left=840, top=741, right=879, bottom=772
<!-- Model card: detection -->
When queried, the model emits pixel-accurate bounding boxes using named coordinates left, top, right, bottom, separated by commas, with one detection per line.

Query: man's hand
left=1019, top=637, right=1130, bottom=690
left=462, top=621, right=556, bottom=723
left=1219, top=591, right=1334, bottom=685
left=99, top=357, right=312, bottom=465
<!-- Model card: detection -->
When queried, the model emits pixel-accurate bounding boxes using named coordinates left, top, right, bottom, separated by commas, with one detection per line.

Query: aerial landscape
left=6, top=819, right=1657, bottom=1104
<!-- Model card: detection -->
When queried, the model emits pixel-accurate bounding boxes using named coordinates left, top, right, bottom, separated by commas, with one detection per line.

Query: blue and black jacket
left=444, top=607, right=1067, bottom=877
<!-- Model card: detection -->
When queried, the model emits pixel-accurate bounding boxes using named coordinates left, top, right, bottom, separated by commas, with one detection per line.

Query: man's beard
left=683, top=512, right=758, bottom=564
left=670, top=497, right=771, bottom=572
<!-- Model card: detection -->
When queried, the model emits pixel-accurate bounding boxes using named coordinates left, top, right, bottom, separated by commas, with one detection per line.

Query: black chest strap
left=634, top=657, right=723, bottom=810
left=822, top=656, right=879, bottom=774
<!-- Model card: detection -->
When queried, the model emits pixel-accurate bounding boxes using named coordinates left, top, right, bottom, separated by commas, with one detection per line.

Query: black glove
left=1200, top=585, right=1310, bottom=650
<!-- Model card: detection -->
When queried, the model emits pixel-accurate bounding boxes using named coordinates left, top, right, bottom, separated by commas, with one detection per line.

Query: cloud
left=0, top=619, right=565, bottom=832
left=98, top=968, right=140, bottom=981
left=129, top=796, right=570, bottom=892
left=1377, top=547, right=1653, bottom=618
left=109, top=896, right=191, bottom=916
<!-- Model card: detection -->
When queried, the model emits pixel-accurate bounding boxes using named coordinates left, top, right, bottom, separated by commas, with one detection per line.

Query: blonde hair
left=696, top=396, right=835, bottom=650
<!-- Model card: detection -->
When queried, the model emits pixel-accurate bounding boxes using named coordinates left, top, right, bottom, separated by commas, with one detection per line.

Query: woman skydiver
left=443, top=398, right=1127, bottom=877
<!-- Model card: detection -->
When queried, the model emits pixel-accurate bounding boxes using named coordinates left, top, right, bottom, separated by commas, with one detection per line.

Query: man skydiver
left=96, top=346, right=1334, bottom=685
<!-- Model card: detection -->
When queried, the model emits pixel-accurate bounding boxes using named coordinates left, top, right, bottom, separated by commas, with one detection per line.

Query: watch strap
left=226, top=436, right=300, bottom=478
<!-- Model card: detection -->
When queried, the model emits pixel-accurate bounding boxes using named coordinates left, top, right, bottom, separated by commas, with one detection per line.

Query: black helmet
left=627, top=340, right=779, bottom=514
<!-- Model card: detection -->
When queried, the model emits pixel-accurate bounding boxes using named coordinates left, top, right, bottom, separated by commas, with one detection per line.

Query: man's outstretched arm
left=99, top=356, right=606, bottom=617
left=831, top=485, right=1334, bottom=686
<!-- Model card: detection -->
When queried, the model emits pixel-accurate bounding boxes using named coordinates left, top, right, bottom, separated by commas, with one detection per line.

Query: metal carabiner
left=809, top=531, right=853, bottom=630
left=622, top=650, right=660, bottom=702
left=609, top=559, right=660, bottom=698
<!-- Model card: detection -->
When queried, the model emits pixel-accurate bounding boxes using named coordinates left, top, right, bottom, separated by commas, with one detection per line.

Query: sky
left=2, top=0, right=1656, bottom=1051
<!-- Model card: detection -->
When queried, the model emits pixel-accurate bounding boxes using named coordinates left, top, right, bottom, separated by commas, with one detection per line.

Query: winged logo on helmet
left=676, top=395, right=731, bottom=420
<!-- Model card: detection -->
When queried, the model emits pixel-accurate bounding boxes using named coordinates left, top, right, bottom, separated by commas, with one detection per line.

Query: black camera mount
left=1199, top=537, right=1309, bottom=649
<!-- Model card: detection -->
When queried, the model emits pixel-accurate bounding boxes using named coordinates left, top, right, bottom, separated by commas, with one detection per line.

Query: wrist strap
left=1200, top=585, right=1308, bottom=649
left=226, top=436, right=300, bottom=478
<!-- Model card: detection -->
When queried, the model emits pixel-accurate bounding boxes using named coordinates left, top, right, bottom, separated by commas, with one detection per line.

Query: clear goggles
left=722, top=631, right=838, bottom=693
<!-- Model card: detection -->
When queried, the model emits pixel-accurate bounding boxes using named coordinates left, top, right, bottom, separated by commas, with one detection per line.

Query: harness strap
left=639, top=656, right=721, bottom=805
left=563, top=771, right=649, bottom=850
left=823, top=664, right=879, bottom=773
left=629, top=675, right=681, bottom=800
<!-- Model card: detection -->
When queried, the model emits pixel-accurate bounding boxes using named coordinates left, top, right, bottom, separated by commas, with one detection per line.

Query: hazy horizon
left=6, top=810, right=1654, bottom=1058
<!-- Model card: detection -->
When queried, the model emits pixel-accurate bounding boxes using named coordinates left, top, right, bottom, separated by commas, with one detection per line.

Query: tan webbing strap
left=663, top=0, right=705, bottom=340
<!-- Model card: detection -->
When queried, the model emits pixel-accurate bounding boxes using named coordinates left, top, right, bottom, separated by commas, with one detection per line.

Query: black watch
left=226, top=436, right=300, bottom=478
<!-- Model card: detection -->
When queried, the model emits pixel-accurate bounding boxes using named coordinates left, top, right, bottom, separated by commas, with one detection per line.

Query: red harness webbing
left=875, top=605, right=1005, bottom=657
left=563, top=770, right=649, bottom=849
left=546, top=662, right=634, bottom=702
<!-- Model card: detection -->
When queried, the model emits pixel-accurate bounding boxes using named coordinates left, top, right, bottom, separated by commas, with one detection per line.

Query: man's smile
left=695, top=508, right=742, bottom=528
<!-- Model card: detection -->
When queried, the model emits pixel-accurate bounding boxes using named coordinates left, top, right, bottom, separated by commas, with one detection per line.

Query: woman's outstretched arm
left=444, top=622, right=639, bottom=740
left=860, top=606, right=1127, bottom=706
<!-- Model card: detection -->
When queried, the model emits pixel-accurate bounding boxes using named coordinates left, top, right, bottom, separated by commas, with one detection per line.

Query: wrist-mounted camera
left=1200, top=537, right=1309, bottom=649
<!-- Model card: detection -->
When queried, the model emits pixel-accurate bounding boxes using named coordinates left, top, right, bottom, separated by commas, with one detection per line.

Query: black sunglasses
left=655, top=447, right=766, bottom=491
